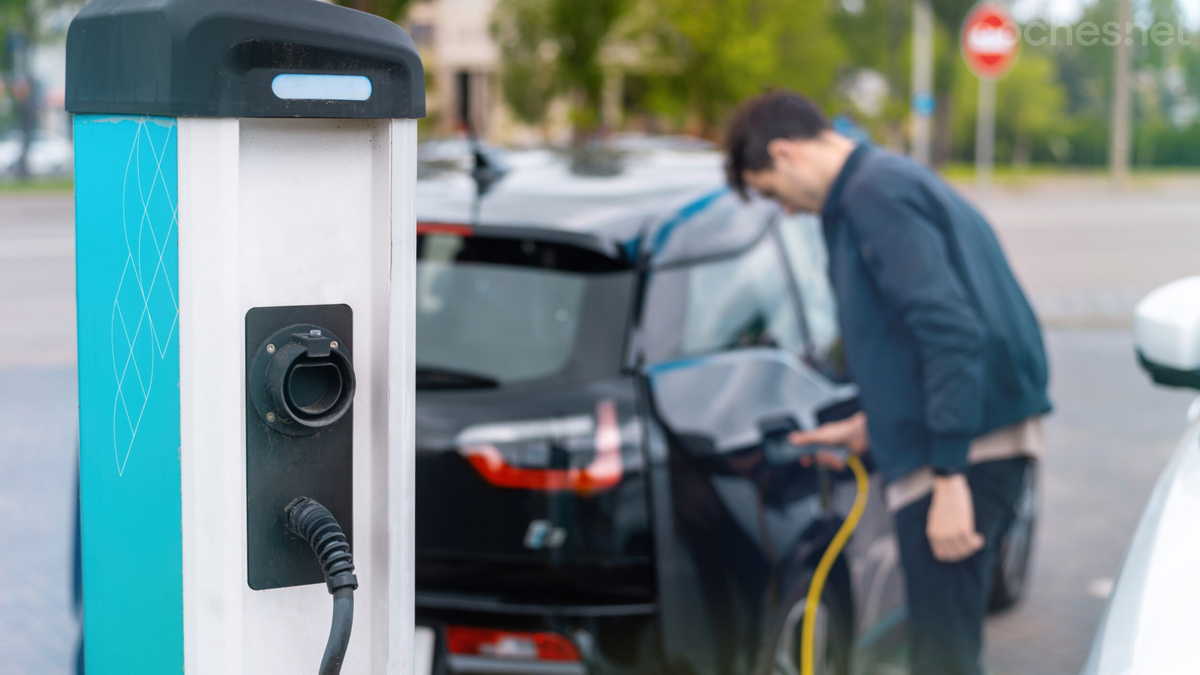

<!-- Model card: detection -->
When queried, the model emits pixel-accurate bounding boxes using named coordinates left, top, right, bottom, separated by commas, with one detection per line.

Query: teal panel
left=75, top=114, right=183, bottom=674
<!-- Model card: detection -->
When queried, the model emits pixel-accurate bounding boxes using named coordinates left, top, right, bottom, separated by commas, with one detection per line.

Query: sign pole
left=976, top=77, right=995, bottom=188
left=961, top=3, right=1018, bottom=190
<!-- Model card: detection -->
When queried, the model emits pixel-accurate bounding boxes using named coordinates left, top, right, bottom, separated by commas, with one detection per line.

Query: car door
left=776, top=213, right=907, bottom=661
left=638, top=201, right=868, bottom=675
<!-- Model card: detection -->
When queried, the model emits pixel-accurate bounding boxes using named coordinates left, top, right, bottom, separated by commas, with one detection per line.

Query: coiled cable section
left=285, top=497, right=358, bottom=675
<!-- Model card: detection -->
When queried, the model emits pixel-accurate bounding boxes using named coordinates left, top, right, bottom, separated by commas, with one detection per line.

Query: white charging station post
left=66, top=1, right=422, bottom=672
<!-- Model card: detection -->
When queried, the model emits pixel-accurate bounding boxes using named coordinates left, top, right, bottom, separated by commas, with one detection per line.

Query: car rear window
left=642, top=234, right=805, bottom=364
left=417, top=232, right=634, bottom=389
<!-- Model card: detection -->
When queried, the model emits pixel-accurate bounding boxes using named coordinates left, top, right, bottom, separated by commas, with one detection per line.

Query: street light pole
left=1109, top=0, right=1132, bottom=184
left=911, top=0, right=935, bottom=165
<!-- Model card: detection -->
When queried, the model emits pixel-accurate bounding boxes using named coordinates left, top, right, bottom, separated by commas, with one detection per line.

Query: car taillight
left=417, top=221, right=474, bottom=236
left=459, top=400, right=622, bottom=495
left=446, top=626, right=581, bottom=662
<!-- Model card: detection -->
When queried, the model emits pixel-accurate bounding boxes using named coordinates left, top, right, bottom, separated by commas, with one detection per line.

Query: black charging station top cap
left=65, top=0, right=425, bottom=119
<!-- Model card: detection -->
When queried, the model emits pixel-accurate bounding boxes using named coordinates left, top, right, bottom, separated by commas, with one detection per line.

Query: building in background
left=407, top=0, right=498, bottom=139
left=406, top=0, right=566, bottom=144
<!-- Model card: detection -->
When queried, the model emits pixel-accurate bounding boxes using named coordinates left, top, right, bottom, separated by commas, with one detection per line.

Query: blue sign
left=912, top=92, right=937, bottom=116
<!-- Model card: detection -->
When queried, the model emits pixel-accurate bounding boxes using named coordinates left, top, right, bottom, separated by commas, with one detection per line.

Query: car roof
left=416, top=147, right=780, bottom=266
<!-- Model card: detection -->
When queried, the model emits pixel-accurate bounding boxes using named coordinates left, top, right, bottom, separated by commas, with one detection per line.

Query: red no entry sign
left=961, top=3, right=1019, bottom=80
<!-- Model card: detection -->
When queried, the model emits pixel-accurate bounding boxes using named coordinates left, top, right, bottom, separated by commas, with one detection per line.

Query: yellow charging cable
left=800, top=453, right=871, bottom=675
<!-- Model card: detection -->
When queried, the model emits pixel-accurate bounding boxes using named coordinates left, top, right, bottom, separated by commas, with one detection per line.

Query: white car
left=1082, top=277, right=1200, bottom=674
left=0, top=130, right=74, bottom=176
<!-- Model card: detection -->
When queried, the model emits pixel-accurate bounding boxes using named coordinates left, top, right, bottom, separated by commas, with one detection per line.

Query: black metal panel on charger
left=65, top=0, right=425, bottom=119
left=246, top=304, right=354, bottom=591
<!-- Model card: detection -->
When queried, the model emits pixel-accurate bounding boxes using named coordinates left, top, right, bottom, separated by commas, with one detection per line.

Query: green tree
left=491, top=0, right=559, bottom=127
left=953, top=52, right=1067, bottom=165
left=828, top=0, right=909, bottom=137
left=1, top=0, right=42, bottom=179
left=1022, top=0, right=1200, bottom=167
left=629, top=0, right=845, bottom=136
left=550, top=0, right=625, bottom=132
left=491, top=0, right=626, bottom=137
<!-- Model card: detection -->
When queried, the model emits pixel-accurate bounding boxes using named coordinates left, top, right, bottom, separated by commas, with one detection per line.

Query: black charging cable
left=285, top=497, right=358, bottom=675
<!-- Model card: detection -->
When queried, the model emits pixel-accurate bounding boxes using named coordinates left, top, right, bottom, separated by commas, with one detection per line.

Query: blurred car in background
left=411, top=142, right=1040, bottom=675
left=418, top=137, right=508, bottom=172
left=604, top=133, right=717, bottom=153
left=1083, top=277, right=1200, bottom=675
left=0, top=130, right=74, bottom=177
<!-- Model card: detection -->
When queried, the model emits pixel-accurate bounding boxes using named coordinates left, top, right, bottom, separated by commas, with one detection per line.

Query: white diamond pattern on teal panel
left=110, top=119, right=179, bottom=477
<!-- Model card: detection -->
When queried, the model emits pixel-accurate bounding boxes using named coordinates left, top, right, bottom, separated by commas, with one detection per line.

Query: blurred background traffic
left=5, top=0, right=1200, bottom=673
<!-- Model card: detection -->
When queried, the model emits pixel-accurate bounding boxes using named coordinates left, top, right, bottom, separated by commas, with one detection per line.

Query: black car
left=413, top=148, right=1034, bottom=675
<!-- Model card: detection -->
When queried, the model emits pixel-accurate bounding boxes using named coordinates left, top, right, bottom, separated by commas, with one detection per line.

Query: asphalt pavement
left=3, top=179, right=1199, bottom=675
left=967, top=177, right=1200, bottom=328
left=966, top=177, right=1200, bottom=675
left=1, top=195, right=80, bottom=673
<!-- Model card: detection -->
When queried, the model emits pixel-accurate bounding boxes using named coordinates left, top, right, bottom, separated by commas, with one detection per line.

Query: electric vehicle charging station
left=66, top=0, right=423, bottom=672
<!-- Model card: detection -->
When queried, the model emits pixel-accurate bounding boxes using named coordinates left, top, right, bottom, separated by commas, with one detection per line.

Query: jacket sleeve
left=842, top=178, right=986, bottom=473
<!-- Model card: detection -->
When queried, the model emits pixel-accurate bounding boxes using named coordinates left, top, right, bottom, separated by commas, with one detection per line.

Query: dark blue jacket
left=821, top=145, right=1051, bottom=483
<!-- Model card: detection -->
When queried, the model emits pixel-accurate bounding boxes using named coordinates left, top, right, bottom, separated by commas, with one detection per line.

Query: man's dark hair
left=724, top=90, right=831, bottom=199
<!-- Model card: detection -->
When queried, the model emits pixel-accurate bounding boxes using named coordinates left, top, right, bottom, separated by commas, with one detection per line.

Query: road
left=967, top=177, right=1200, bottom=328
left=1, top=196, right=79, bottom=673
left=966, top=178, right=1200, bottom=675
left=2, top=180, right=1199, bottom=675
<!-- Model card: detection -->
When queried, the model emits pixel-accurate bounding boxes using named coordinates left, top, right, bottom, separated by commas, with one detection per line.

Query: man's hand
left=787, top=412, right=869, bottom=470
left=927, top=474, right=984, bottom=562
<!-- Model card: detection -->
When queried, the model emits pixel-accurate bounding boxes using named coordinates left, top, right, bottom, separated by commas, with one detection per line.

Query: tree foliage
left=548, top=0, right=624, bottom=128
left=1, top=0, right=40, bottom=178
left=492, top=0, right=846, bottom=137
left=491, top=0, right=625, bottom=135
left=627, top=0, right=844, bottom=134
left=953, top=53, right=1066, bottom=164
left=491, top=0, right=559, bottom=126
left=483, top=0, right=1200, bottom=169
